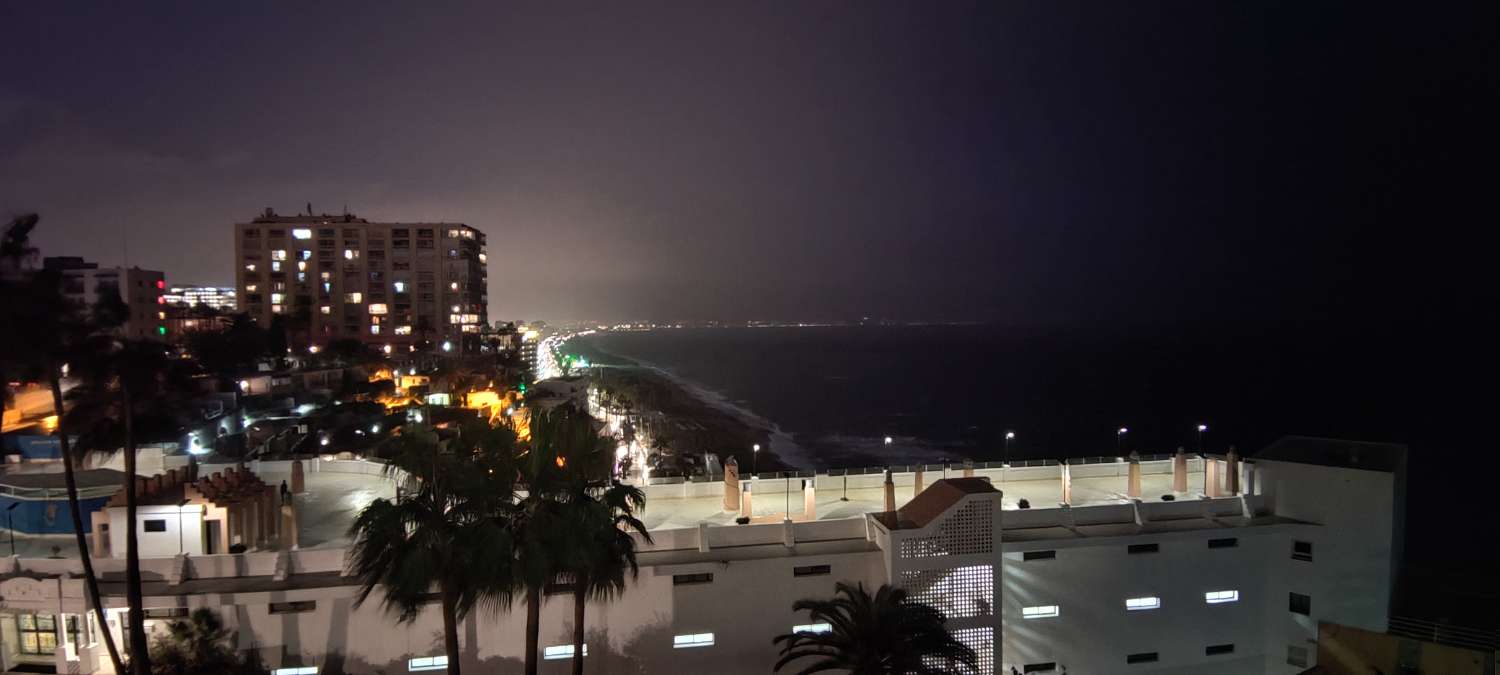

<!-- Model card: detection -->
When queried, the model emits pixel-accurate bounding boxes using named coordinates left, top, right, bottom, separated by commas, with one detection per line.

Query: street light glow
left=1118, top=427, right=1128, bottom=434
left=884, top=436, right=893, bottom=445
left=1005, top=431, right=1016, bottom=440
left=1197, top=424, right=1208, bottom=432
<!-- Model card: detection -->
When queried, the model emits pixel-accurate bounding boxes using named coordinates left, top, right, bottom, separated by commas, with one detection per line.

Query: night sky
left=1, top=2, right=1492, bottom=324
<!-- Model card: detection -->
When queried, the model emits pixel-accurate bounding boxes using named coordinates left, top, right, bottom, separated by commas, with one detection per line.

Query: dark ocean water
left=572, top=323, right=1495, bottom=622
left=574, top=324, right=1417, bottom=466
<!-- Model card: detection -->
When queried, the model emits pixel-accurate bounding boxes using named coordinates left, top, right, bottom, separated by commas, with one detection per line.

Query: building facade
left=163, top=285, right=236, bottom=311
left=233, top=209, right=488, bottom=352
left=0, top=438, right=1404, bottom=675
left=43, top=257, right=166, bottom=341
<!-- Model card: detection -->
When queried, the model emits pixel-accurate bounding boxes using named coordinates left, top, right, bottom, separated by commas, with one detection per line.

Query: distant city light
left=442, top=341, right=453, bottom=352
left=883, top=436, right=893, bottom=445
left=1197, top=424, right=1208, bottom=432
left=370, top=424, right=381, bottom=433
left=239, top=379, right=250, bottom=392
left=1005, top=431, right=1016, bottom=440
left=1118, top=427, right=1128, bottom=435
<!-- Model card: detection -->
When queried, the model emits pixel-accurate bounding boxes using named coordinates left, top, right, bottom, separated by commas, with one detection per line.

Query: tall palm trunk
left=571, top=576, right=587, bottom=675
left=121, top=383, right=151, bottom=675
left=47, top=365, right=125, bottom=674
left=440, top=584, right=462, bottom=675
left=524, top=584, right=541, bottom=675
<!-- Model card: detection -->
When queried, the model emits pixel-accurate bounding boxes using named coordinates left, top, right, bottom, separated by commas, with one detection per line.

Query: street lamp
left=1117, top=427, right=1128, bottom=453
left=883, top=436, right=893, bottom=446
left=1196, top=424, right=1208, bottom=453
left=1004, top=430, right=1015, bottom=464
left=752, top=444, right=760, bottom=477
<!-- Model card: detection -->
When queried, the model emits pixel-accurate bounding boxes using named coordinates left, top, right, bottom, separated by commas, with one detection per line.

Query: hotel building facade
left=233, top=209, right=488, bottom=352
left=0, top=437, right=1404, bottom=674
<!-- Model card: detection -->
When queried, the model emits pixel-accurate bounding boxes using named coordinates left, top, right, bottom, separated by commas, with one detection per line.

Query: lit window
left=1204, top=590, right=1240, bottom=604
left=394, top=281, right=407, bottom=293
left=271, top=261, right=282, bottom=272
left=368, top=304, right=388, bottom=315
left=271, top=250, right=288, bottom=261
left=245, top=263, right=257, bottom=272
left=320, top=306, right=331, bottom=315
left=270, top=293, right=284, bottom=304
left=451, top=304, right=461, bottom=313
left=297, top=272, right=307, bottom=282
left=300, top=250, right=312, bottom=260
left=320, top=271, right=331, bottom=280
left=274, top=669, right=318, bottom=675
left=271, top=304, right=283, bottom=314
left=673, top=633, right=714, bottom=649
left=792, top=623, right=832, bottom=634
left=158, top=311, right=166, bottom=320
left=297, top=261, right=307, bottom=271
left=370, top=325, right=381, bottom=335
left=322, top=282, right=332, bottom=292
left=1125, top=596, right=1161, bottom=611
left=344, top=249, right=359, bottom=260
left=292, top=228, right=312, bottom=240
left=408, top=656, right=447, bottom=672
left=543, top=644, right=585, bottom=660
left=1021, top=605, right=1060, bottom=619
left=395, top=325, right=413, bottom=335
left=246, top=284, right=258, bottom=292
left=478, top=253, right=487, bottom=263
left=448, top=229, right=460, bottom=238
left=344, top=292, right=362, bottom=303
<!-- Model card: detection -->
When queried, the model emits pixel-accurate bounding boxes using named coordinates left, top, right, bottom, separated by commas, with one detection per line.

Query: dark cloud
left=1, top=2, right=1491, bottom=323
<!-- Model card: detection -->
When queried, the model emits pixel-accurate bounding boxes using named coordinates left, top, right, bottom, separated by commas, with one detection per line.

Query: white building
left=42, top=257, right=166, bottom=341
left=0, top=437, right=1403, bottom=675
left=163, top=285, right=237, bottom=311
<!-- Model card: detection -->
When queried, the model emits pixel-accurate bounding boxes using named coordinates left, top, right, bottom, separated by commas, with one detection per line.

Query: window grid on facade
left=17, top=613, right=57, bottom=655
left=950, top=627, right=995, bottom=675
left=900, top=564, right=994, bottom=619
left=898, top=499, right=994, bottom=558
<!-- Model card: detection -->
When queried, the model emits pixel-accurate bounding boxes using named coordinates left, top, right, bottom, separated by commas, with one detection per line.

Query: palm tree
left=773, top=582, right=978, bottom=675
left=149, top=607, right=268, bottom=675
left=562, top=481, right=650, bottom=675
left=347, top=423, right=519, bottom=675
left=0, top=215, right=127, bottom=673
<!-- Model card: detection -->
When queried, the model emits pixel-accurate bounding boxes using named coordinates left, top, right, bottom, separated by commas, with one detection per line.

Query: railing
left=646, top=453, right=1184, bottom=483
left=1388, top=616, right=1500, bottom=653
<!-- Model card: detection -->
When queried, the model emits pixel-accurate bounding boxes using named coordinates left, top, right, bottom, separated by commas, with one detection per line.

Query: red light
left=156, top=280, right=165, bottom=289
left=157, top=297, right=165, bottom=305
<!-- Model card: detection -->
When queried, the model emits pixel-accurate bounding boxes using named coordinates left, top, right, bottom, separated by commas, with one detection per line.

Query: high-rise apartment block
left=233, top=209, right=487, bottom=351
left=43, top=257, right=166, bottom=340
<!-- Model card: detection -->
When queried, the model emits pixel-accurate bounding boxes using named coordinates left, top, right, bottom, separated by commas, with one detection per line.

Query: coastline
left=568, top=336, right=809, bottom=473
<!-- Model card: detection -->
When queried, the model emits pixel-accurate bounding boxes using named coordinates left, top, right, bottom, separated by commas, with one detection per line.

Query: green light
left=157, top=326, right=167, bottom=335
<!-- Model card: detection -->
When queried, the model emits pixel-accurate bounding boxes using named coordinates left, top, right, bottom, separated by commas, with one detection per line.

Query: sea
left=569, top=322, right=1492, bottom=624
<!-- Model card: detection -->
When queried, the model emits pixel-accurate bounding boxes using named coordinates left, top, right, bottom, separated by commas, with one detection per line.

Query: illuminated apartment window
left=271, top=250, right=288, bottom=260
left=320, top=271, right=331, bottom=280
left=1125, top=596, right=1161, bottom=611
left=448, top=229, right=460, bottom=238
left=408, top=655, right=447, bottom=672
left=344, top=249, right=359, bottom=260
left=271, top=261, right=282, bottom=272
left=297, top=261, right=307, bottom=271
left=395, top=325, right=413, bottom=335
left=344, top=292, right=363, bottom=303
left=271, top=304, right=283, bottom=314
left=273, top=668, right=318, bottom=675
left=292, top=228, right=312, bottom=240
left=245, top=284, right=258, bottom=292
left=368, top=303, right=388, bottom=315
left=792, top=623, right=831, bottom=634
left=270, top=293, right=284, bottom=304
left=543, top=644, right=585, bottom=660
left=478, top=252, right=487, bottom=263
left=245, top=263, right=257, bottom=272
left=370, top=325, right=381, bottom=335
left=1021, top=605, right=1060, bottom=619
left=320, top=306, right=331, bottom=315
left=672, top=633, right=714, bottom=649
left=322, top=282, right=332, bottom=293
left=393, top=281, right=407, bottom=293
left=1204, top=590, right=1240, bottom=604
left=297, top=272, right=307, bottom=282
left=300, top=250, right=312, bottom=260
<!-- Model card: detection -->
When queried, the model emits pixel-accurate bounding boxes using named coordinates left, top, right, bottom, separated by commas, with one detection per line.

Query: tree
left=347, top=423, right=519, bottom=675
left=562, top=481, right=650, bottom=675
left=149, top=608, right=268, bottom=675
left=772, top=582, right=978, bottom=675
left=0, top=215, right=126, bottom=673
